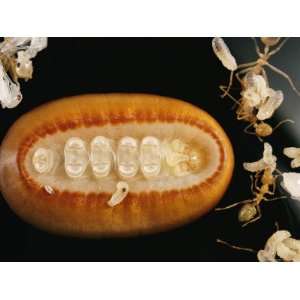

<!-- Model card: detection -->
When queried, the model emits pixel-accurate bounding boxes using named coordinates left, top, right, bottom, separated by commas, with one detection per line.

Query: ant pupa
left=216, top=143, right=286, bottom=227
left=213, top=37, right=300, bottom=97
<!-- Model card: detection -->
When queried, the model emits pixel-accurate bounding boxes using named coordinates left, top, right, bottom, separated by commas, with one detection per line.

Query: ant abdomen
left=238, top=203, right=257, bottom=222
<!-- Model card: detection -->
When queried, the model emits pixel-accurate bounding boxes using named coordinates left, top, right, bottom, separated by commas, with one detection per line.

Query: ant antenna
left=216, top=239, right=257, bottom=254
left=272, top=119, right=295, bottom=132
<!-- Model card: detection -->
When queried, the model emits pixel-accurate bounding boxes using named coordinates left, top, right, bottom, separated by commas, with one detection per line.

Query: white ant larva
left=212, top=37, right=238, bottom=72
left=212, top=37, right=238, bottom=97
left=44, top=185, right=54, bottom=195
left=107, top=181, right=129, bottom=207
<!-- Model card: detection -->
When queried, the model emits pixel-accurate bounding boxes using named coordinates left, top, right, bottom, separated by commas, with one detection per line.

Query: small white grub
left=44, top=185, right=54, bottom=195
left=107, top=181, right=129, bottom=207
left=212, top=37, right=237, bottom=71
left=243, top=143, right=277, bottom=173
left=281, top=172, right=300, bottom=201
left=283, top=147, right=300, bottom=168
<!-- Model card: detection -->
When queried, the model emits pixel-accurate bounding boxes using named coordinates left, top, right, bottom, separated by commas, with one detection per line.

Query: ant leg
left=251, top=37, right=261, bottom=56
left=244, top=122, right=256, bottom=134
left=268, top=38, right=290, bottom=57
left=270, top=180, right=277, bottom=194
left=250, top=175, right=255, bottom=194
left=219, top=85, right=241, bottom=105
left=221, top=71, right=234, bottom=98
left=235, top=72, right=243, bottom=85
left=244, top=123, right=264, bottom=141
left=236, top=61, right=257, bottom=70
left=215, top=199, right=254, bottom=211
left=236, top=66, right=256, bottom=80
left=261, top=68, right=269, bottom=86
left=264, top=195, right=287, bottom=202
left=272, top=119, right=295, bottom=133
left=216, top=239, right=257, bottom=254
left=265, top=62, right=300, bottom=96
left=254, top=172, right=261, bottom=191
left=242, top=205, right=262, bottom=227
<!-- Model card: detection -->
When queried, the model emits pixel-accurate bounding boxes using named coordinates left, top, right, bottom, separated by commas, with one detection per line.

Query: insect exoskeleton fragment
left=0, top=94, right=234, bottom=237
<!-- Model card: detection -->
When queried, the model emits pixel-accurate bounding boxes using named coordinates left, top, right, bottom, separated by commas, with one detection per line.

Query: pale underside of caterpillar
left=0, top=94, right=234, bottom=237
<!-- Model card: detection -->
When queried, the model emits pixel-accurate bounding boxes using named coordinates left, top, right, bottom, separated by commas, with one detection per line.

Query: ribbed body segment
left=0, top=94, right=234, bottom=237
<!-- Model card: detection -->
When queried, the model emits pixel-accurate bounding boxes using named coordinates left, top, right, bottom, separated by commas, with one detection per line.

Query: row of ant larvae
left=0, top=37, right=47, bottom=109
left=37, top=136, right=201, bottom=207
left=33, top=136, right=202, bottom=180
left=212, top=37, right=297, bottom=139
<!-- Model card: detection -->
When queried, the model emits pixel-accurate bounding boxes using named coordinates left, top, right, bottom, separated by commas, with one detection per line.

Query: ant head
left=238, top=203, right=257, bottom=223
left=260, top=37, right=280, bottom=47
left=255, top=122, right=272, bottom=137
left=262, top=167, right=273, bottom=183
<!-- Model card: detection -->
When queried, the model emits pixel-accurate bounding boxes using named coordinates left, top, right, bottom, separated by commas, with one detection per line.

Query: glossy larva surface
left=140, top=136, right=161, bottom=178
left=25, top=122, right=220, bottom=194
left=32, top=147, right=54, bottom=174
left=32, top=135, right=202, bottom=180
left=90, top=136, right=113, bottom=178
left=117, top=136, right=139, bottom=178
left=64, top=137, right=89, bottom=178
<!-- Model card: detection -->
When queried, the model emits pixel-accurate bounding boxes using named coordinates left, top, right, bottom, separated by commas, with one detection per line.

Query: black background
left=1, top=37, right=300, bottom=261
